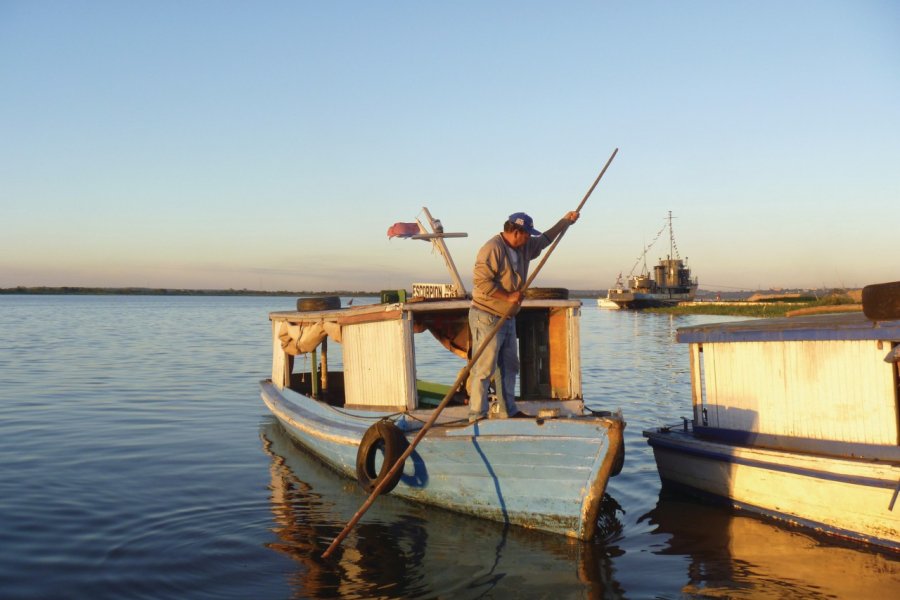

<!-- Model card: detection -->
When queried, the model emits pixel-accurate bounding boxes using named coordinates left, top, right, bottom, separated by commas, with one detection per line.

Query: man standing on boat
left=467, top=210, right=580, bottom=422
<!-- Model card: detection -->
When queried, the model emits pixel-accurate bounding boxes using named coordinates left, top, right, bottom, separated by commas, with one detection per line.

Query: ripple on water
left=2, top=296, right=898, bottom=598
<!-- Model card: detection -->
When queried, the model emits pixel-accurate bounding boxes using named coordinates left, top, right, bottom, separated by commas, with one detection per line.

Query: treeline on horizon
left=2, top=286, right=611, bottom=298
left=0, top=286, right=845, bottom=299
left=0, top=286, right=380, bottom=297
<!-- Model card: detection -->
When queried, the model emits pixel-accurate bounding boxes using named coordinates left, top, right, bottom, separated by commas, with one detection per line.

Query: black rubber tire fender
left=296, top=296, right=341, bottom=311
left=523, top=287, right=569, bottom=300
left=355, top=420, right=407, bottom=494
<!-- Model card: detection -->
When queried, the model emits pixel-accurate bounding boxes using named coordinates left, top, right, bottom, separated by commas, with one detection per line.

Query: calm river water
left=1, top=295, right=898, bottom=599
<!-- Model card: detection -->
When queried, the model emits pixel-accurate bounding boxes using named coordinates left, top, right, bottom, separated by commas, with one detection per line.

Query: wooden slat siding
left=895, top=351, right=900, bottom=445
left=549, top=307, right=571, bottom=399
left=342, top=318, right=414, bottom=409
left=690, top=344, right=703, bottom=423
left=702, top=340, right=897, bottom=444
left=569, top=306, right=582, bottom=399
left=272, top=320, right=289, bottom=389
left=783, top=340, right=801, bottom=438
left=704, top=342, right=720, bottom=428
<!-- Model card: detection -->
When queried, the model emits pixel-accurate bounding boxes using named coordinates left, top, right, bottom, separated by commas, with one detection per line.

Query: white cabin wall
left=342, top=318, right=415, bottom=409
left=568, top=307, right=582, bottom=398
left=690, top=344, right=705, bottom=424
left=272, top=320, right=289, bottom=389
left=702, top=340, right=898, bottom=444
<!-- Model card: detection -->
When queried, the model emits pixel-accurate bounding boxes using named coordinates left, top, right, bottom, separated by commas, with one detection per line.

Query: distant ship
left=599, top=211, right=698, bottom=310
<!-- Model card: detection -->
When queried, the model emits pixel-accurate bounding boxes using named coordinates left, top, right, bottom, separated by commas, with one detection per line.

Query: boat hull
left=605, top=290, right=695, bottom=309
left=596, top=297, right=621, bottom=310
left=261, top=380, right=624, bottom=540
left=644, top=428, right=900, bottom=550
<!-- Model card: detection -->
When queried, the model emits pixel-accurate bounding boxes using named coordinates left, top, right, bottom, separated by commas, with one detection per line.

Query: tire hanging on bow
left=355, top=420, right=408, bottom=494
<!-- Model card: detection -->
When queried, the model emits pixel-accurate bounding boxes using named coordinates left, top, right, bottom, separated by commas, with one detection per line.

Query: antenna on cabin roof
left=386, top=207, right=468, bottom=297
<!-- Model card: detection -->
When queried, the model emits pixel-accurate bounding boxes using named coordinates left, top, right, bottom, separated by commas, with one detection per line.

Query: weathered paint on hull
left=261, top=381, right=624, bottom=540
left=644, top=429, right=900, bottom=551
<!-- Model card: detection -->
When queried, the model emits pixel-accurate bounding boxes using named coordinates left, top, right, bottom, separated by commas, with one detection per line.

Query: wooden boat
left=643, top=291, right=900, bottom=550
left=259, top=208, right=624, bottom=540
left=601, top=211, right=698, bottom=309
left=260, top=294, right=625, bottom=540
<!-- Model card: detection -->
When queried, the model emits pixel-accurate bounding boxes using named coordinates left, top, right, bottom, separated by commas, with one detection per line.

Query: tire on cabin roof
left=355, top=420, right=408, bottom=494
left=296, top=296, right=341, bottom=311
left=524, top=287, right=569, bottom=300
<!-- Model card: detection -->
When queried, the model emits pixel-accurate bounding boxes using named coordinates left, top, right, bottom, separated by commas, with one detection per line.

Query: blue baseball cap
left=508, top=212, right=541, bottom=236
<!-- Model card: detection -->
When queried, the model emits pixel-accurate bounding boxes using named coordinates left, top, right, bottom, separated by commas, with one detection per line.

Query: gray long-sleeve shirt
left=471, top=218, right=570, bottom=317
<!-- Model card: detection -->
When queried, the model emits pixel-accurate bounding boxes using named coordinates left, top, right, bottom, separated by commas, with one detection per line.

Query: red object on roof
left=387, top=222, right=420, bottom=238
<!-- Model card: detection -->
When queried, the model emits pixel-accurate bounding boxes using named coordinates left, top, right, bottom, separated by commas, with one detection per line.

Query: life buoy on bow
left=355, top=420, right=408, bottom=494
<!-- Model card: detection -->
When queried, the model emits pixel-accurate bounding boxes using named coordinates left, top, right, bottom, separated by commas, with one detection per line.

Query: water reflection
left=641, top=491, right=900, bottom=598
left=259, top=419, right=628, bottom=599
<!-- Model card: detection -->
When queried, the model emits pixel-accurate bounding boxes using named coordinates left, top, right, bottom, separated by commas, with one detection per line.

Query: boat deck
left=345, top=398, right=599, bottom=436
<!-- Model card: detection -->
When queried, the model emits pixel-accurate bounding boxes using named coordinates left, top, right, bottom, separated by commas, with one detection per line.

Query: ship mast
left=668, top=210, right=674, bottom=260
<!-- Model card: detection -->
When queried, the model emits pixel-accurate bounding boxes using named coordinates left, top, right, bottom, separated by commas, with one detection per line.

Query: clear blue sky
left=2, top=1, right=898, bottom=292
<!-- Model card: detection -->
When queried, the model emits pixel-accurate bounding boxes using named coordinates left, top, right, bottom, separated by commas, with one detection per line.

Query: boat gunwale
left=263, top=378, right=623, bottom=440
left=683, top=424, right=900, bottom=463
left=677, top=311, right=900, bottom=343
left=643, top=428, right=900, bottom=483
left=268, top=298, right=582, bottom=323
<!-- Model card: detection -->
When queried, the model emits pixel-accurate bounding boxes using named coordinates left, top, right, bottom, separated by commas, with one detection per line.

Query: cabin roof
left=677, top=311, right=900, bottom=344
left=269, top=298, right=581, bottom=325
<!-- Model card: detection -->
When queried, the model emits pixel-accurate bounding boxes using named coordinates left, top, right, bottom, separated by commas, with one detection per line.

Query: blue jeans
left=467, top=306, right=520, bottom=419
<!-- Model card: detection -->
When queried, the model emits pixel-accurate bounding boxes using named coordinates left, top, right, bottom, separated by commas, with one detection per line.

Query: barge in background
left=599, top=211, right=698, bottom=309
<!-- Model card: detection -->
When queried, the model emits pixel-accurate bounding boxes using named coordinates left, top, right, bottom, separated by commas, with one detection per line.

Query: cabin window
left=411, top=305, right=578, bottom=407
left=517, top=309, right=550, bottom=399
left=413, top=320, right=467, bottom=408
left=517, top=307, right=575, bottom=400
left=287, top=337, right=346, bottom=407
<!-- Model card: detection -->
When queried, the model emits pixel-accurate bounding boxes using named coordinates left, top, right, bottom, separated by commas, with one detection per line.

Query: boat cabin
left=677, top=312, right=900, bottom=459
left=269, top=297, right=583, bottom=411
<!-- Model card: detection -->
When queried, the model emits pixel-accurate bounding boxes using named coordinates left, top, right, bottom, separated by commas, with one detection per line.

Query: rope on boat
left=400, top=411, right=473, bottom=428
left=323, top=404, right=405, bottom=421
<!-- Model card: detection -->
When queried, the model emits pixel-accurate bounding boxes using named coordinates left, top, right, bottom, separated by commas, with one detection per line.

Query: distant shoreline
left=0, top=287, right=378, bottom=297
left=3, top=286, right=863, bottom=318
left=0, top=286, right=605, bottom=299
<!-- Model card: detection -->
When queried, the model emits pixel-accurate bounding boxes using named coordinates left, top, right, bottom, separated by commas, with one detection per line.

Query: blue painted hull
left=260, top=381, right=624, bottom=540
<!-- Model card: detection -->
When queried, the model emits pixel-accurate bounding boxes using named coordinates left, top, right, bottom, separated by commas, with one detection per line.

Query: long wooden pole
left=321, top=148, right=618, bottom=559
